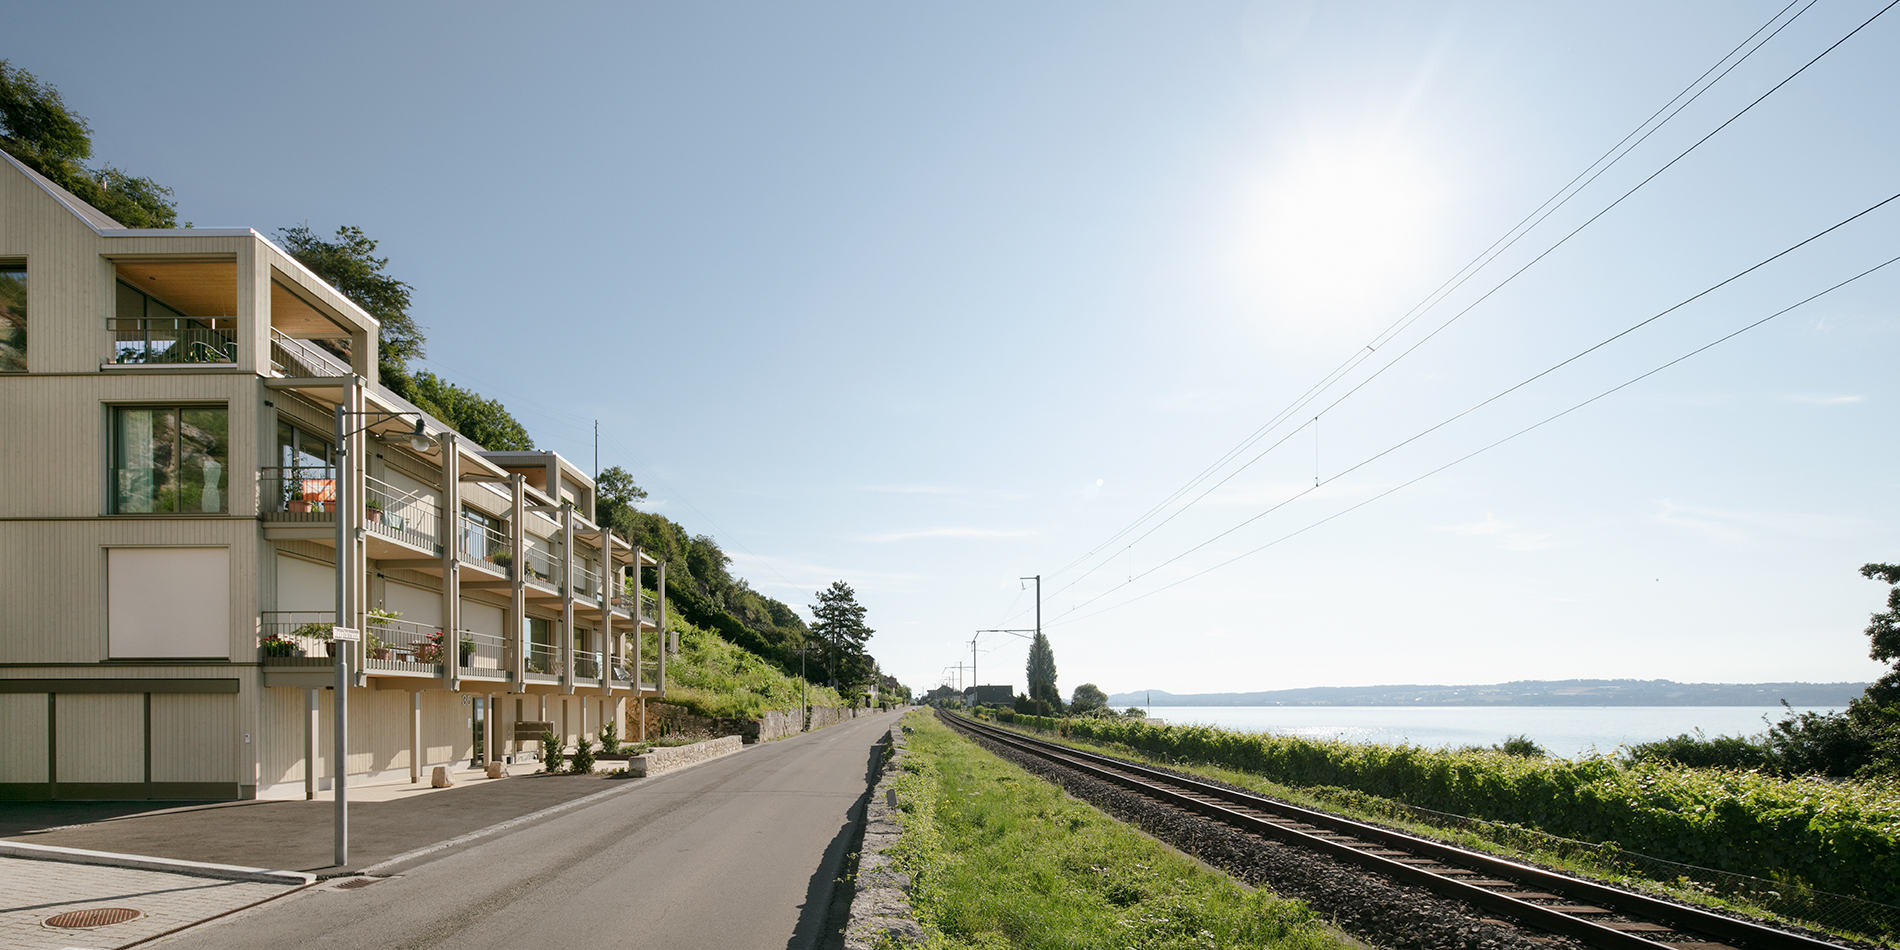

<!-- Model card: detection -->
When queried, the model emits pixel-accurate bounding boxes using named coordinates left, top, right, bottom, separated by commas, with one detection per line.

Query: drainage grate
left=43, top=907, right=144, bottom=929
left=334, top=877, right=381, bottom=890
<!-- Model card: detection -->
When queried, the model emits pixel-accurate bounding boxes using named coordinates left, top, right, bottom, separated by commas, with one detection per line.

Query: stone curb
left=0, top=840, right=316, bottom=885
left=845, top=718, right=926, bottom=950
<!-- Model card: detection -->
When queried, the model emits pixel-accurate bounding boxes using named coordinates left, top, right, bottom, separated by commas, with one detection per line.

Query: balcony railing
left=574, top=650, right=603, bottom=681
left=112, top=318, right=237, bottom=365
left=459, top=519, right=511, bottom=575
left=526, top=640, right=562, bottom=677
left=642, top=593, right=658, bottom=624
left=457, top=629, right=508, bottom=674
left=364, top=615, right=441, bottom=669
left=573, top=561, right=601, bottom=599
left=260, top=466, right=338, bottom=515
left=260, top=611, right=335, bottom=659
left=366, top=473, right=439, bottom=551
left=269, top=327, right=351, bottom=378
left=522, top=542, right=562, bottom=587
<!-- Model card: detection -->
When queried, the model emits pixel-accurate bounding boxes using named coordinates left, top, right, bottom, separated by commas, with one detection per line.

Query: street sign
left=331, top=626, right=361, bottom=643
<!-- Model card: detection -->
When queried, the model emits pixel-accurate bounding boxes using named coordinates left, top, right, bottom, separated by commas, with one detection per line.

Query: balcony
left=259, top=611, right=335, bottom=663
left=525, top=640, right=563, bottom=682
left=521, top=543, right=562, bottom=593
left=260, top=465, right=337, bottom=518
left=269, top=326, right=351, bottom=378
left=363, top=615, right=445, bottom=675
left=574, top=650, right=603, bottom=682
left=365, top=474, right=439, bottom=553
left=111, top=317, right=237, bottom=365
left=457, top=630, right=510, bottom=681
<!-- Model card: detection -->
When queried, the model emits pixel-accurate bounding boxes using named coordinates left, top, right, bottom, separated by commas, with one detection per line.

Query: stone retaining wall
left=632, top=702, right=880, bottom=744
left=624, top=735, right=743, bottom=777
left=845, top=723, right=924, bottom=949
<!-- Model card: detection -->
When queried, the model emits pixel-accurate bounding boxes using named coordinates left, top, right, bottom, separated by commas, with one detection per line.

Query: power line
left=1045, top=188, right=1900, bottom=624
left=1041, top=0, right=1864, bottom=599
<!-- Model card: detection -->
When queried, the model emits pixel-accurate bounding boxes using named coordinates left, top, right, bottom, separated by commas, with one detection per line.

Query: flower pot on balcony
left=366, top=507, right=383, bottom=524
left=287, top=500, right=312, bottom=513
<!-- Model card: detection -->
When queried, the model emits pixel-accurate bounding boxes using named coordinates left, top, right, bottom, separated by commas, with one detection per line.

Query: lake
left=1142, top=705, right=1832, bottom=758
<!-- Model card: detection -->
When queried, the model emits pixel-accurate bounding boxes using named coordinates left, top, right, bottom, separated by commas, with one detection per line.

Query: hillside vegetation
left=659, top=608, right=845, bottom=719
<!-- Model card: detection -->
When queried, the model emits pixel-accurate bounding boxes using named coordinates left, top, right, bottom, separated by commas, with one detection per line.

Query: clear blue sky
left=15, top=1, right=1898, bottom=696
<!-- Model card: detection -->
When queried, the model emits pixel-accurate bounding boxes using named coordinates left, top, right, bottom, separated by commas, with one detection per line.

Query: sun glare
left=1231, top=138, right=1448, bottom=338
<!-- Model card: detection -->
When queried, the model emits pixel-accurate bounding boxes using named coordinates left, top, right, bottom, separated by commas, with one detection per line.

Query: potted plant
left=366, top=609, right=400, bottom=660
left=365, top=495, right=385, bottom=524
left=291, top=621, right=334, bottom=656
left=260, top=632, right=299, bottom=657
left=487, top=551, right=513, bottom=571
left=285, top=480, right=311, bottom=514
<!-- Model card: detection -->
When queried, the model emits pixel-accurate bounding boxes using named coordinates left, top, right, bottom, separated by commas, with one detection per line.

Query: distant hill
left=1104, top=679, right=1868, bottom=708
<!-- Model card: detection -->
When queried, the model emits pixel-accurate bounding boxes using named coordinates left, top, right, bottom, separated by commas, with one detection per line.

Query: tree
left=275, top=225, right=424, bottom=381
left=809, top=581, right=874, bottom=689
left=1070, top=683, right=1107, bottom=714
left=404, top=371, right=534, bottom=451
left=1025, top=632, right=1062, bottom=715
left=1758, top=563, right=1900, bottom=777
left=0, top=61, right=178, bottom=228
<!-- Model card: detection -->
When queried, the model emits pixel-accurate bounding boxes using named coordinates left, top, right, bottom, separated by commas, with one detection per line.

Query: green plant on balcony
left=418, top=630, right=476, bottom=665
left=260, top=632, right=298, bottom=657
left=487, top=551, right=512, bottom=570
left=284, top=475, right=311, bottom=513
left=291, top=621, right=334, bottom=641
left=365, top=495, right=385, bottom=523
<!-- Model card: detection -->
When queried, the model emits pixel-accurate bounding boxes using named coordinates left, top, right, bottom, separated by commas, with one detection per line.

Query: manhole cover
left=44, top=907, right=144, bottom=929
left=334, top=877, right=380, bottom=889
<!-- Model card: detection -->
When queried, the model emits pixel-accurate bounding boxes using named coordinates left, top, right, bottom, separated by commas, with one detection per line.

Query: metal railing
left=573, top=561, right=601, bottom=599
left=526, top=640, right=562, bottom=677
left=112, top=318, right=237, bottom=365
left=459, top=518, right=511, bottom=574
left=640, top=659, right=660, bottom=686
left=365, top=473, right=439, bottom=550
left=260, top=611, right=335, bottom=659
left=364, top=615, right=439, bottom=666
left=574, top=650, right=603, bottom=681
left=609, top=659, right=635, bottom=683
left=269, top=326, right=351, bottom=378
left=259, top=466, right=338, bottom=515
left=641, top=593, right=658, bottom=624
left=521, top=541, right=562, bottom=587
left=457, top=630, right=507, bottom=673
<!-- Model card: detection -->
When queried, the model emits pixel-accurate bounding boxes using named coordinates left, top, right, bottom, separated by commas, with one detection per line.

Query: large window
left=111, top=280, right=236, bottom=364
left=0, top=265, right=23, bottom=372
left=114, top=406, right=229, bottom=514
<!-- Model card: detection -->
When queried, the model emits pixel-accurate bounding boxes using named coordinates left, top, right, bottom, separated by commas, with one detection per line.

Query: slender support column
left=509, top=474, right=527, bottom=691
left=409, top=691, right=422, bottom=783
left=304, top=687, right=318, bottom=800
left=441, top=434, right=461, bottom=691
left=484, top=693, right=495, bottom=765
left=332, top=389, right=351, bottom=868
left=657, top=561, right=667, bottom=699
left=598, top=534, right=615, bottom=698
left=630, top=548, right=643, bottom=699
left=561, top=504, right=575, bottom=694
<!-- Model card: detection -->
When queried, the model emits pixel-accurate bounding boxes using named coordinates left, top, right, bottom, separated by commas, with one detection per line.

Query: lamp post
left=331, top=398, right=437, bottom=868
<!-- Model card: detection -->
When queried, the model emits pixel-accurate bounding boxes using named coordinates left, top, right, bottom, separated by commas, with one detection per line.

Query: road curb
left=845, top=713, right=926, bottom=949
left=0, top=840, right=315, bottom=885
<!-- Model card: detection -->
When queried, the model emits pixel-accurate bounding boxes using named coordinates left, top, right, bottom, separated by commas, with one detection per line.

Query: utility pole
left=1024, top=574, right=1043, bottom=728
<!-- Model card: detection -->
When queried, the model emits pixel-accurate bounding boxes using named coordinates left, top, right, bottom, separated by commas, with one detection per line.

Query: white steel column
left=509, top=474, right=526, bottom=691
left=304, top=687, right=319, bottom=800
left=560, top=503, right=576, bottom=694
left=409, top=691, right=422, bottom=783
left=440, top=434, right=461, bottom=691
left=656, top=561, right=667, bottom=699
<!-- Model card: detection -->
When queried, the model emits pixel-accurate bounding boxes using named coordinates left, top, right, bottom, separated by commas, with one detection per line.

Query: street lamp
left=331, top=404, right=437, bottom=868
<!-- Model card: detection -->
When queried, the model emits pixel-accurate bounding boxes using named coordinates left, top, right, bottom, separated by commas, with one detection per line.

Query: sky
left=13, top=1, right=1899, bottom=697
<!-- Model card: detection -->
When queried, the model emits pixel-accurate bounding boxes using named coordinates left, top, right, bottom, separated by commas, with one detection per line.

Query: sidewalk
left=0, top=857, right=302, bottom=950
left=2, top=768, right=637, bottom=875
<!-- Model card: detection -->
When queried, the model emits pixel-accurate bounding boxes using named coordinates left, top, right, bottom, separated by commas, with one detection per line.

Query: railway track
left=940, top=711, right=1848, bottom=950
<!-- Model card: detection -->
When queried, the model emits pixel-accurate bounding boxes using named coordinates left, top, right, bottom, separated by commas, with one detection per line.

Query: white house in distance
left=0, top=151, right=666, bottom=801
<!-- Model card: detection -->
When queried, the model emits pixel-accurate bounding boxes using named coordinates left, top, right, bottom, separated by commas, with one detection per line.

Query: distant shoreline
left=1105, top=679, right=1867, bottom=709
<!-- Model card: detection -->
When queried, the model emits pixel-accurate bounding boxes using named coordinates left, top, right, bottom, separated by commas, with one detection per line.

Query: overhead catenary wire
left=1044, top=187, right=1900, bottom=624
left=1047, top=248, right=1900, bottom=628
left=1040, top=0, right=1861, bottom=600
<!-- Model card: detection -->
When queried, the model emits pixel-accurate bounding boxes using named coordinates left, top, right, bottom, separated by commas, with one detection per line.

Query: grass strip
left=886, top=711, right=1352, bottom=950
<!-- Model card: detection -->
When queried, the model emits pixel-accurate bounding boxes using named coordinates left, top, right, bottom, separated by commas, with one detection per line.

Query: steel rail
left=942, top=712, right=1845, bottom=950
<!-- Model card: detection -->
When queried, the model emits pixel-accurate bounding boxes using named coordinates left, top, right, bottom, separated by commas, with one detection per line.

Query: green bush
left=540, top=729, right=565, bottom=774
left=1626, top=729, right=1774, bottom=771
left=659, top=607, right=846, bottom=719
left=598, top=720, right=620, bottom=755
left=570, top=738, right=596, bottom=775
left=1056, top=717, right=1900, bottom=904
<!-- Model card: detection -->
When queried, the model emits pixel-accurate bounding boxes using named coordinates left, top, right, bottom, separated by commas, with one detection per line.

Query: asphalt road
left=167, top=711, right=900, bottom=950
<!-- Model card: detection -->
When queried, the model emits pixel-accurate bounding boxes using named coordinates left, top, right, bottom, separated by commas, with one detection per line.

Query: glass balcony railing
left=574, top=650, right=602, bottom=681
left=526, top=640, right=562, bottom=677
left=365, top=474, right=439, bottom=551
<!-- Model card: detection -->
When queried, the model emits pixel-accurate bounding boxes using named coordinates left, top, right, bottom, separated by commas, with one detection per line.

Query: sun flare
left=1232, top=137, right=1448, bottom=337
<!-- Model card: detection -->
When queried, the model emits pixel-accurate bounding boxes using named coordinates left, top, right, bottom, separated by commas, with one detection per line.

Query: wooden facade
left=0, top=152, right=663, bottom=801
